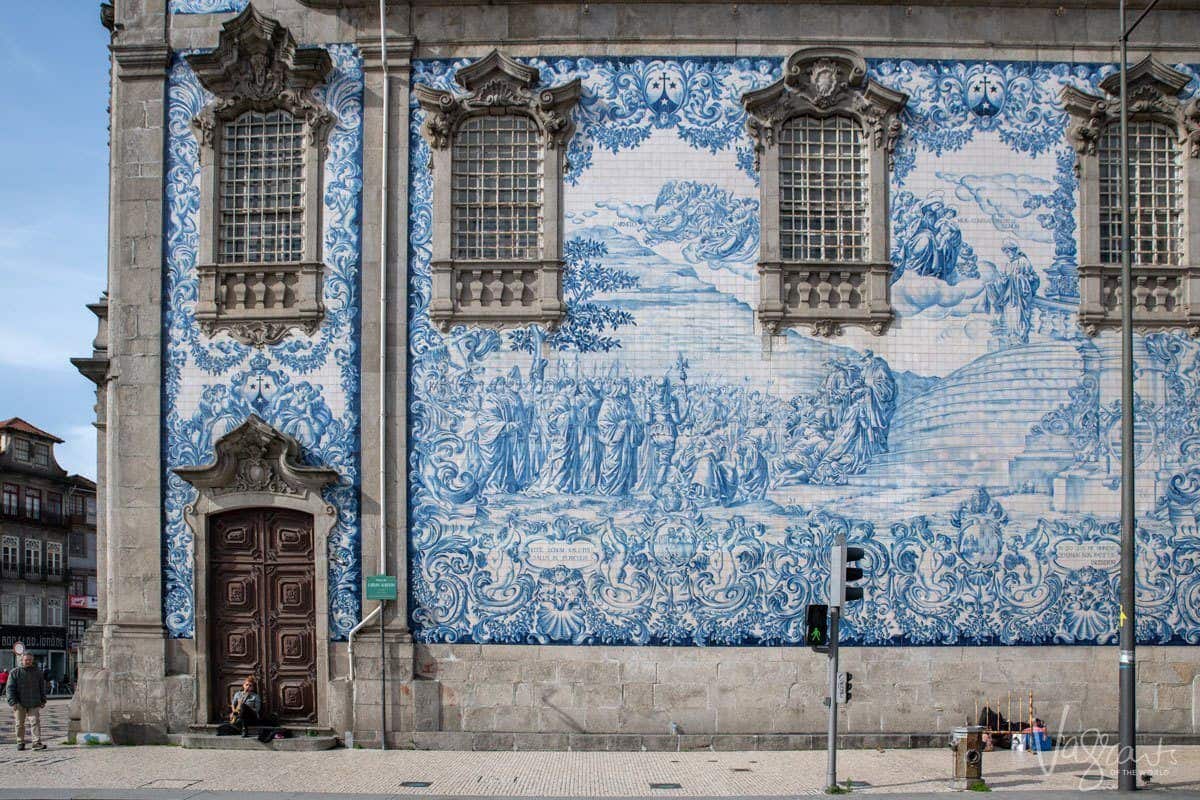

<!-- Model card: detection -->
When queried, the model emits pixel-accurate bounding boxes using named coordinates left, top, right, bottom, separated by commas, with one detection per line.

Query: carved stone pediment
left=1061, top=56, right=1199, bottom=158
left=742, top=47, right=908, bottom=167
left=186, top=3, right=335, bottom=149
left=174, top=415, right=338, bottom=499
left=415, top=49, right=582, bottom=151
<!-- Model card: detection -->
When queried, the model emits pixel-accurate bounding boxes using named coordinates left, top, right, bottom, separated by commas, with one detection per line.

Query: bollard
left=949, top=725, right=985, bottom=791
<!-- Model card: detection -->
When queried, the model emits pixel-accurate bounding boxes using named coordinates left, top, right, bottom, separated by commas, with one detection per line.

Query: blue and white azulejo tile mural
left=162, top=46, right=364, bottom=640
left=169, top=0, right=249, bottom=13
left=407, top=56, right=1200, bottom=647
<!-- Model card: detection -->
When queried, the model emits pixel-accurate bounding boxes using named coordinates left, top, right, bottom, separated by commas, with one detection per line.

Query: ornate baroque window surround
left=415, top=50, right=582, bottom=332
left=1061, top=55, right=1200, bottom=336
left=185, top=4, right=334, bottom=347
left=743, top=47, right=907, bottom=337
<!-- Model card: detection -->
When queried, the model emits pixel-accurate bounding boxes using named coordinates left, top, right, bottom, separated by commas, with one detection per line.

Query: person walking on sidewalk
left=5, top=653, right=48, bottom=751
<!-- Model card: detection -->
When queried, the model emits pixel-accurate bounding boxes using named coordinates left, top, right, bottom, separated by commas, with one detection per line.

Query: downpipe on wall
left=348, top=0, right=392, bottom=751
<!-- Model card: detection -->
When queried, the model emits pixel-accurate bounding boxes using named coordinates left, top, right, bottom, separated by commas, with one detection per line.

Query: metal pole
left=379, top=600, right=387, bottom=751
left=1117, top=0, right=1137, bottom=788
left=826, top=605, right=840, bottom=791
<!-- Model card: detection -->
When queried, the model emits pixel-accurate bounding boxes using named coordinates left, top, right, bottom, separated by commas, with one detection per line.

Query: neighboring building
left=0, top=419, right=94, bottom=686
left=76, top=0, right=1200, bottom=747
left=67, top=475, right=98, bottom=680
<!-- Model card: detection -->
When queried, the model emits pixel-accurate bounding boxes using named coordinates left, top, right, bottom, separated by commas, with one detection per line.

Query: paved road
left=0, top=739, right=1196, bottom=797
left=0, top=698, right=70, bottom=748
left=0, top=793, right=1198, bottom=800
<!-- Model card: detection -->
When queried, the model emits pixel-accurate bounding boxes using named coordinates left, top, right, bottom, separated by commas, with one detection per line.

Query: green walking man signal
left=806, top=603, right=829, bottom=652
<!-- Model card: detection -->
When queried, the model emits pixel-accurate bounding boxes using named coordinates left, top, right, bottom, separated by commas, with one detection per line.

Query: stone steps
left=853, top=340, right=1084, bottom=487
left=181, top=726, right=338, bottom=751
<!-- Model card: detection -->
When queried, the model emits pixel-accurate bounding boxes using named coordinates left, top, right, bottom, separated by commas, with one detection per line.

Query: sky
left=0, top=5, right=111, bottom=479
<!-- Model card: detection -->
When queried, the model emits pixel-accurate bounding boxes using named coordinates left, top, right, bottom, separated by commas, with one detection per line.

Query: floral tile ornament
left=162, top=46, right=364, bottom=640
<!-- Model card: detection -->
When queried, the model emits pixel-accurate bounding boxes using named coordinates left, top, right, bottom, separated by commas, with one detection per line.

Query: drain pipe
left=348, top=0, right=392, bottom=749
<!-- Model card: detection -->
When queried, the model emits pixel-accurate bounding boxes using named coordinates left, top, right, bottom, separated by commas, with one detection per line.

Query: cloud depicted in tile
left=940, top=171, right=1058, bottom=243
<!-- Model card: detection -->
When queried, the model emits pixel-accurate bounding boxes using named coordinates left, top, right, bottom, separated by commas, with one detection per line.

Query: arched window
left=743, top=48, right=907, bottom=337
left=779, top=115, right=868, bottom=263
left=451, top=115, right=544, bottom=262
left=416, top=50, right=581, bottom=331
left=219, top=110, right=306, bottom=265
left=1097, top=121, right=1182, bottom=267
left=186, top=6, right=334, bottom=346
left=1061, top=55, right=1200, bottom=335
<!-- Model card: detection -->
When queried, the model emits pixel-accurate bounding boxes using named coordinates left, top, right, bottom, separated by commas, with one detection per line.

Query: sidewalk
left=0, top=741, right=1196, bottom=796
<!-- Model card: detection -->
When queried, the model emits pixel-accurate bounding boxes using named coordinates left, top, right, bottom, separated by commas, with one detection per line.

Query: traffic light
left=829, top=541, right=866, bottom=606
left=837, top=671, right=854, bottom=703
left=806, top=603, right=829, bottom=650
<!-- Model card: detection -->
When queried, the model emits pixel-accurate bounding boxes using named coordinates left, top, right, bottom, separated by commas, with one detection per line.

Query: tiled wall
left=161, top=47, right=364, bottom=639
left=407, top=56, right=1200, bottom=647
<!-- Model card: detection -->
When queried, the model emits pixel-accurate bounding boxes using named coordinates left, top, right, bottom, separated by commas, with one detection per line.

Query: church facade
left=76, top=0, right=1200, bottom=746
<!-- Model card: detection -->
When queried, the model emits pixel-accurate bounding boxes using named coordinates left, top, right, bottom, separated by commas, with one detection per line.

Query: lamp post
left=1116, top=0, right=1159, bottom=790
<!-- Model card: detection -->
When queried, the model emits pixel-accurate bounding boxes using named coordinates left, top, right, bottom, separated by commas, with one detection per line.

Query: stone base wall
left=80, top=637, right=1200, bottom=747
left=402, top=644, right=1200, bottom=742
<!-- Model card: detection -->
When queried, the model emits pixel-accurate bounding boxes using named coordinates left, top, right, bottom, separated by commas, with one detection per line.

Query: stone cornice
left=111, top=44, right=171, bottom=79
left=301, top=0, right=1200, bottom=7
left=357, top=36, right=418, bottom=72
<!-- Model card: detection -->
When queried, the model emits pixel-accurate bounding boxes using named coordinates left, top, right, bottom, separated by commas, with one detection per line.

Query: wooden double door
left=209, top=508, right=318, bottom=724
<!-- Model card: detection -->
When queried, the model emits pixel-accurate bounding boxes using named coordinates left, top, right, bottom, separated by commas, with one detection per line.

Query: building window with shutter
left=24, top=540, right=41, bottom=578
left=24, top=489, right=40, bottom=521
left=1, top=535, right=17, bottom=575
left=47, top=597, right=63, bottom=627
left=47, top=542, right=63, bottom=578
left=23, top=596, right=40, bottom=626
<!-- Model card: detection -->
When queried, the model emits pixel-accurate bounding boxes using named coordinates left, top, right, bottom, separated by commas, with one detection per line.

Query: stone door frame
left=175, top=415, right=339, bottom=728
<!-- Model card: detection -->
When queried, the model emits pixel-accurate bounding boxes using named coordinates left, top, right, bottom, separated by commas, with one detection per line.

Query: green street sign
left=365, top=574, right=397, bottom=601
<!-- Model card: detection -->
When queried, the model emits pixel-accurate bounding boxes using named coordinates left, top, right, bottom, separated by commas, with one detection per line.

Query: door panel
left=209, top=508, right=316, bottom=724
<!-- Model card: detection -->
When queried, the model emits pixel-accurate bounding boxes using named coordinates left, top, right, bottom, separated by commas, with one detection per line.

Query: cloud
left=937, top=171, right=1057, bottom=244
left=53, top=425, right=98, bottom=480
left=893, top=272, right=987, bottom=318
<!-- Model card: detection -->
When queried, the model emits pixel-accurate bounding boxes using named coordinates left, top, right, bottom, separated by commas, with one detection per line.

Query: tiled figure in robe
left=643, top=377, right=682, bottom=491
left=537, top=380, right=581, bottom=493
left=575, top=381, right=604, bottom=492
left=901, top=199, right=968, bottom=283
left=984, top=241, right=1041, bottom=343
left=597, top=379, right=645, bottom=496
left=476, top=373, right=532, bottom=493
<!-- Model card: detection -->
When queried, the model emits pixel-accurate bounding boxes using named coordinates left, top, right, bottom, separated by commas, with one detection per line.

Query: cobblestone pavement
left=0, top=739, right=1196, bottom=796
left=0, top=698, right=70, bottom=747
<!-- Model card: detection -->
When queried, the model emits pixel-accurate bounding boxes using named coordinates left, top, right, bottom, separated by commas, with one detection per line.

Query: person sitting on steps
left=229, top=676, right=262, bottom=737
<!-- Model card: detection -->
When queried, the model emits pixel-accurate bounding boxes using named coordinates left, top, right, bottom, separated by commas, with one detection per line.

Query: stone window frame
left=743, top=47, right=908, bottom=337
left=415, top=50, right=582, bottom=332
left=1061, top=55, right=1200, bottom=336
left=185, top=4, right=335, bottom=347
left=23, top=595, right=39, bottom=626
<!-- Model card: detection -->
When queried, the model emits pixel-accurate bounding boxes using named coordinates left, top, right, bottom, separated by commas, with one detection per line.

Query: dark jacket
left=5, top=666, right=47, bottom=709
